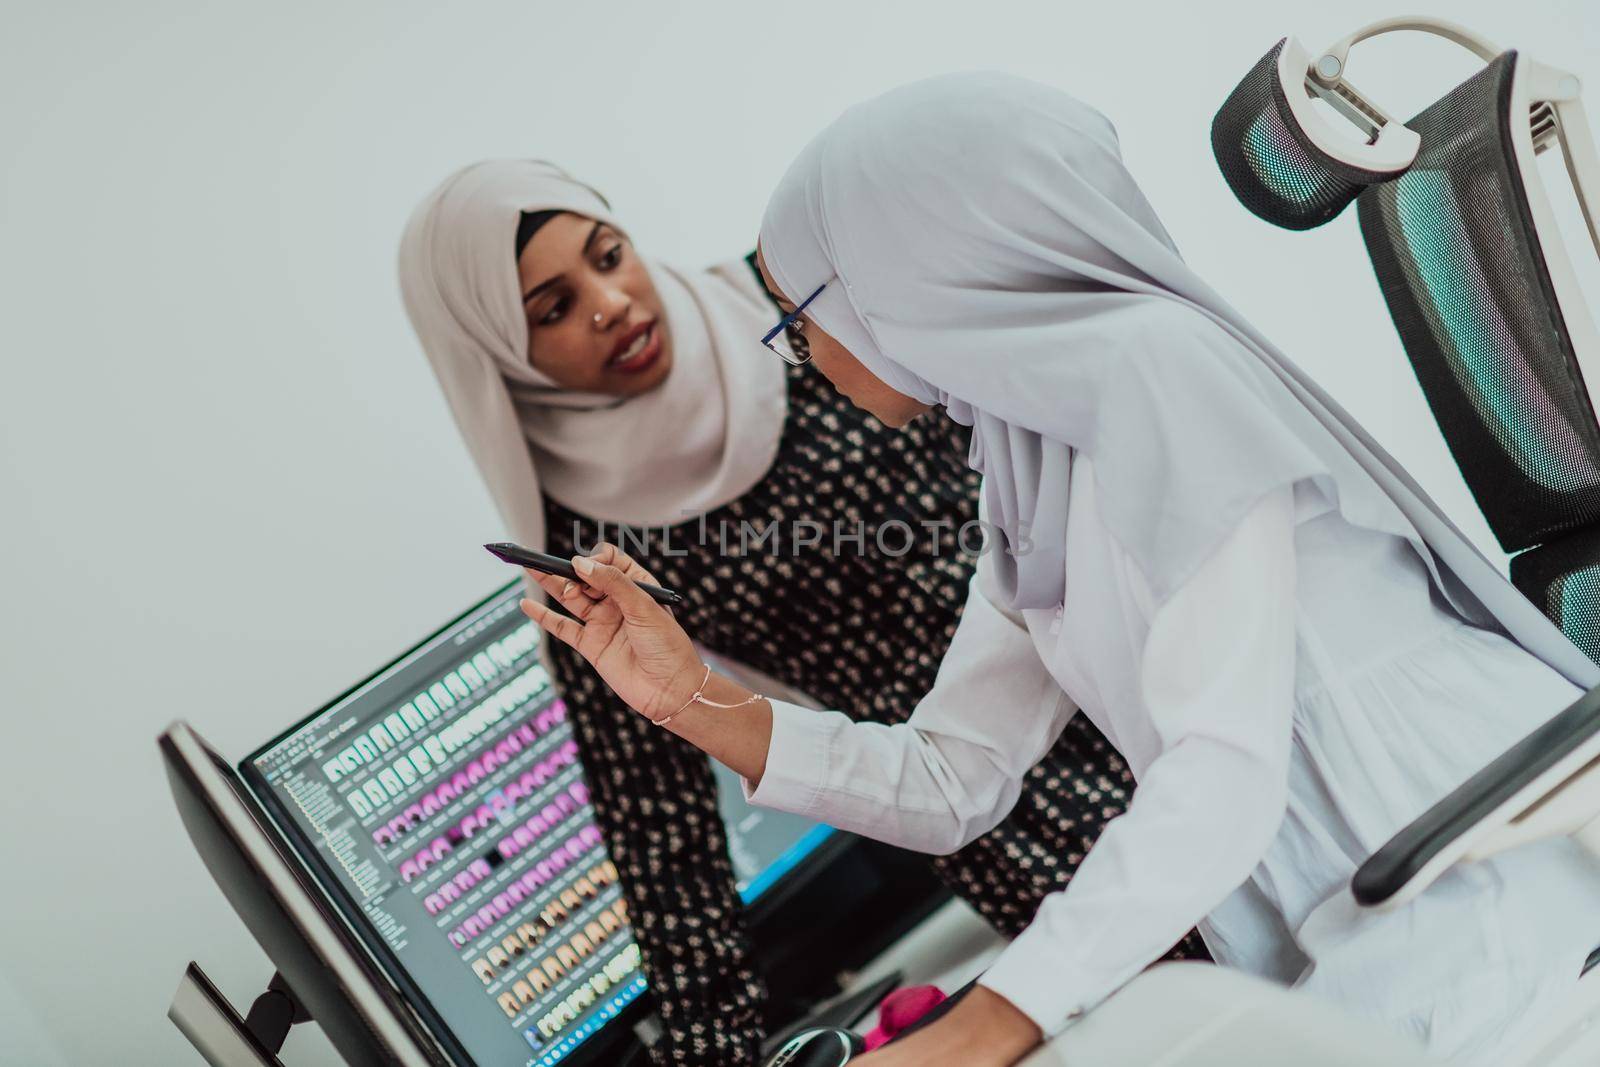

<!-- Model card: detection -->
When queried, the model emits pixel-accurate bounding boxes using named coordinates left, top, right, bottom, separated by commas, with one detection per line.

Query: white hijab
left=399, top=160, right=787, bottom=554
left=759, top=72, right=1597, bottom=687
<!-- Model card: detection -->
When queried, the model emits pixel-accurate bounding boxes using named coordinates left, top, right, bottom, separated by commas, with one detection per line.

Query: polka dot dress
left=542, top=282, right=1206, bottom=1065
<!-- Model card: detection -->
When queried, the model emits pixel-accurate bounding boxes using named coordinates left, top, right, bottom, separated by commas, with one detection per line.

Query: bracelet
left=654, top=663, right=763, bottom=726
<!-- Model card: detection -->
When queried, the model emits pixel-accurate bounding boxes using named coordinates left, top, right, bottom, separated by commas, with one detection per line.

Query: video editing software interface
left=245, top=583, right=828, bottom=1067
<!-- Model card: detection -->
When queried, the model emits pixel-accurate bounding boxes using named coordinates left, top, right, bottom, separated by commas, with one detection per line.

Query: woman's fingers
left=520, top=597, right=586, bottom=650
left=588, top=542, right=628, bottom=567
left=527, top=568, right=601, bottom=603
left=586, top=542, right=662, bottom=588
left=571, top=556, right=661, bottom=624
left=526, top=570, right=567, bottom=600
left=526, top=570, right=603, bottom=621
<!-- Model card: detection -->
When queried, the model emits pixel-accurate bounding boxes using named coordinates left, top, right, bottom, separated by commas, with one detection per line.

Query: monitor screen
left=243, top=582, right=832, bottom=1067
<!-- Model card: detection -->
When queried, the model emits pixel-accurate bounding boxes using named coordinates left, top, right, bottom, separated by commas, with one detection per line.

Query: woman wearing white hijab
left=520, top=75, right=1600, bottom=1063
left=399, top=160, right=1186, bottom=1064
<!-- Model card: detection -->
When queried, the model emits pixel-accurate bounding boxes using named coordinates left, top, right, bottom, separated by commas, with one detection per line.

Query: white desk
left=834, top=900, right=1432, bottom=1066
left=840, top=897, right=1007, bottom=997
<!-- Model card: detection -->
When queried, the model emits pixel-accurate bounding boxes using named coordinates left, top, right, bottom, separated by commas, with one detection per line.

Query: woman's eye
left=597, top=244, right=623, bottom=270
left=537, top=296, right=570, bottom=326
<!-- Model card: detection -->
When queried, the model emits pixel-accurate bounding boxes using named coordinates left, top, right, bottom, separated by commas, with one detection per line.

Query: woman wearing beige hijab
left=398, top=160, right=1193, bottom=1065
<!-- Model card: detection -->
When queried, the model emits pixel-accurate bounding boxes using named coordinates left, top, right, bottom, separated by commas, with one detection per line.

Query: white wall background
left=2, top=2, right=1596, bottom=1063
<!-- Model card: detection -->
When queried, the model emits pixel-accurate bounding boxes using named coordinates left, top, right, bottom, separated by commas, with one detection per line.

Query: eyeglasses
left=760, top=281, right=828, bottom=366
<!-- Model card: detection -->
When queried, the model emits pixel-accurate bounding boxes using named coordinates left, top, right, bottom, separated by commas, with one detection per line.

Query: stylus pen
left=483, top=542, right=686, bottom=608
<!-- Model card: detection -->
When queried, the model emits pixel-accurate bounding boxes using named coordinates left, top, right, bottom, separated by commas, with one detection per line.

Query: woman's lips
left=606, top=323, right=662, bottom=375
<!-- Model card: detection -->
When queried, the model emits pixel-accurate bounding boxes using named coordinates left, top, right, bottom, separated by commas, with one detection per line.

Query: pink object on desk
left=861, top=985, right=948, bottom=1051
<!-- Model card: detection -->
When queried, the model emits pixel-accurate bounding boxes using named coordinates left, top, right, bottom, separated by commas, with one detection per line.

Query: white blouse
left=746, top=457, right=1600, bottom=1060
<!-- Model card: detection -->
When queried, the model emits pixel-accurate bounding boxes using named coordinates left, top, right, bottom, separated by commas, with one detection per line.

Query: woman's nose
left=591, top=287, right=630, bottom=330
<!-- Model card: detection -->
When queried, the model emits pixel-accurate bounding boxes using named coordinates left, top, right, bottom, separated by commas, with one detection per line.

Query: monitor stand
left=169, top=962, right=311, bottom=1067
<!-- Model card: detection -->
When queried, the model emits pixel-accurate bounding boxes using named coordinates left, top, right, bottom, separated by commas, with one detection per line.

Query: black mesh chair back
left=1213, top=39, right=1398, bottom=230
left=1213, top=22, right=1600, bottom=659
left=1511, top=527, right=1600, bottom=661
left=1358, top=52, right=1600, bottom=553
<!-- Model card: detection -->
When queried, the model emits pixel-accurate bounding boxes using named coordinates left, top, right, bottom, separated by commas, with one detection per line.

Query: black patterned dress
left=541, top=265, right=1201, bottom=1065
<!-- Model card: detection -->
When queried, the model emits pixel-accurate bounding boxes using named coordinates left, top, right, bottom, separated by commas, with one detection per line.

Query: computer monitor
left=161, top=723, right=443, bottom=1067
left=238, top=580, right=835, bottom=1067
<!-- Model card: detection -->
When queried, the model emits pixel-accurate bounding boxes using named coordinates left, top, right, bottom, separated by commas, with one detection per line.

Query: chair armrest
left=1353, top=684, right=1600, bottom=909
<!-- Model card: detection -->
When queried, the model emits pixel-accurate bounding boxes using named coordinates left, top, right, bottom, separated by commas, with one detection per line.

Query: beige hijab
left=398, top=160, right=787, bottom=556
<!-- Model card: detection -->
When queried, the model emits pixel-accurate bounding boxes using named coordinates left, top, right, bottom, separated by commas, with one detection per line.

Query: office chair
left=1207, top=16, right=1600, bottom=1064
left=1215, top=15, right=1600, bottom=656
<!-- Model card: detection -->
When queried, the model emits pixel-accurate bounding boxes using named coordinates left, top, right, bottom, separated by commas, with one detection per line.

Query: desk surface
left=833, top=904, right=1436, bottom=1067
left=839, top=897, right=1007, bottom=1002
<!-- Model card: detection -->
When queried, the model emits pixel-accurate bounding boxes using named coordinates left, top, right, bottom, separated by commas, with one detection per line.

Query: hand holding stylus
left=520, top=543, right=703, bottom=723
left=520, top=543, right=775, bottom=784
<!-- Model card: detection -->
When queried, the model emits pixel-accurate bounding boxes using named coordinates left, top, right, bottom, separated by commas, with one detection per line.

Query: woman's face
left=517, top=213, right=671, bottom=396
left=755, top=246, right=932, bottom=428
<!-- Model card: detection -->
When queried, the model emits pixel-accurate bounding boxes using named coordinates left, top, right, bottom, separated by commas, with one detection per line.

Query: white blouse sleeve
left=978, top=487, right=1298, bottom=1034
left=744, top=557, right=1074, bottom=856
